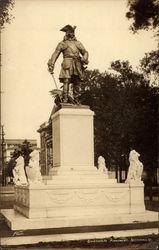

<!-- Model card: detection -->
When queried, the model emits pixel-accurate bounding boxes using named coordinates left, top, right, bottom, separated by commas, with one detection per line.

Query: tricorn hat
left=60, top=25, right=76, bottom=33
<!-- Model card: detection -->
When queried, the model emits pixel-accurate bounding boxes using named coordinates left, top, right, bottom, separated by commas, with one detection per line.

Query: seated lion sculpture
left=26, top=149, right=43, bottom=185
left=97, top=156, right=108, bottom=178
left=125, top=150, right=143, bottom=183
left=12, top=156, right=28, bottom=185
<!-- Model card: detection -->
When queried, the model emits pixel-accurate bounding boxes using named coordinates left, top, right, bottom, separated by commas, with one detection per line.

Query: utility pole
left=1, top=125, right=6, bottom=186
left=0, top=30, right=5, bottom=186
left=0, top=28, right=2, bottom=183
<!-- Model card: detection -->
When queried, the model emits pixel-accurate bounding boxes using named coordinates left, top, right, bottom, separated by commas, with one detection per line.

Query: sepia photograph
left=0, top=0, right=159, bottom=249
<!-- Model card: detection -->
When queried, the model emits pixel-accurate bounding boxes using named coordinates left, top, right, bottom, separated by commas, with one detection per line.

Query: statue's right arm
left=48, top=42, right=63, bottom=73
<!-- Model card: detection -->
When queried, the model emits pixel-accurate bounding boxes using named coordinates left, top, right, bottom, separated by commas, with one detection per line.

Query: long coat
left=48, top=37, right=88, bottom=83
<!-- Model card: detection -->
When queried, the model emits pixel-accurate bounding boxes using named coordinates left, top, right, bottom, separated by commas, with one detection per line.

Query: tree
left=79, top=61, right=158, bottom=182
left=0, top=1, right=14, bottom=185
left=0, top=0, right=14, bottom=29
left=19, top=139, right=33, bottom=167
left=126, top=0, right=159, bottom=33
left=7, top=140, right=34, bottom=177
left=111, top=60, right=158, bottom=172
left=126, top=0, right=159, bottom=87
left=139, top=49, right=159, bottom=86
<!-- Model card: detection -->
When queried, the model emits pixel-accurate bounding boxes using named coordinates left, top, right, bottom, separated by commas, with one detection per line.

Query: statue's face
left=66, top=31, right=74, bottom=39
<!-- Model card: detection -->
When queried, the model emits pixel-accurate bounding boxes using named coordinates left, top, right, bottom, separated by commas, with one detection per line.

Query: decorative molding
left=102, top=190, right=128, bottom=203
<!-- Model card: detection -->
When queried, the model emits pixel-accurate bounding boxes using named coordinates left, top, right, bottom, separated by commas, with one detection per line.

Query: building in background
left=4, top=139, right=37, bottom=163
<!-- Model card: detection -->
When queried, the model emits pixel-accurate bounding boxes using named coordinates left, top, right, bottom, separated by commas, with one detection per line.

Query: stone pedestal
left=51, top=105, right=94, bottom=174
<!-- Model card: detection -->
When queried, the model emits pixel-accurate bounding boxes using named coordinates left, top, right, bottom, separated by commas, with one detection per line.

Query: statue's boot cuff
left=62, top=97, right=68, bottom=103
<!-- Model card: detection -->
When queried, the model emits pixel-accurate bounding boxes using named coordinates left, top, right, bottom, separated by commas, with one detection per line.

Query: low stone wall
left=14, top=180, right=145, bottom=219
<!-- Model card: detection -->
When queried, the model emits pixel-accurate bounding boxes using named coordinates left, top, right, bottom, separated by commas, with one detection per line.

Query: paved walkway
left=1, top=238, right=159, bottom=250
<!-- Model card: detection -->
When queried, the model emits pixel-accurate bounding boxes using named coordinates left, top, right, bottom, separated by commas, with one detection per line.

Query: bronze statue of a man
left=48, top=25, right=89, bottom=104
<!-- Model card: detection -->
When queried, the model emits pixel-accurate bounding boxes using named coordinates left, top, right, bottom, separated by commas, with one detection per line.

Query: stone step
left=2, top=209, right=158, bottom=230
left=48, top=171, right=104, bottom=176
left=43, top=173, right=108, bottom=180
left=44, top=178, right=117, bottom=185
left=48, top=174, right=110, bottom=179
left=43, top=171, right=114, bottom=179
left=1, top=210, right=159, bottom=247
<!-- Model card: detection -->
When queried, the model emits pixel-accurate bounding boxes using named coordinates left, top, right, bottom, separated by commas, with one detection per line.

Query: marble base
left=1, top=208, right=158, bottom=246
left=1, top=209, right=158, bottom=231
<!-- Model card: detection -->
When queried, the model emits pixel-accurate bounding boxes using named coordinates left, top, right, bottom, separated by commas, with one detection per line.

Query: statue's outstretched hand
left=48, top=60, right=54, bottom=74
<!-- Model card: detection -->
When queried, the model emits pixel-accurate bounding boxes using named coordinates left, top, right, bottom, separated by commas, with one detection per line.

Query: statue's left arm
left=76, top=41, right=89, bottom=65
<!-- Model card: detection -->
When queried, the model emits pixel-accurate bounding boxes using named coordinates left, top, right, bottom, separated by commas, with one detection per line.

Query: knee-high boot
left=63, top=80, right=69, bottom=103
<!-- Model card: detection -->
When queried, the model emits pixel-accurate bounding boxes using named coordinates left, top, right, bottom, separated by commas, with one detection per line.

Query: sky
left=1, top=0, right=158, bottom=145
